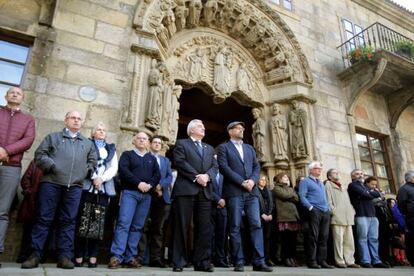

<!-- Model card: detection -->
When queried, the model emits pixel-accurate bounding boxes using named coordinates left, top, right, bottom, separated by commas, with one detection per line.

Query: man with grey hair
left=298, top=161, right=333, bottom=269
left=0, top=87, right=35, bottom=268
left=22, top=111, right=96, bottom=269
left=397, top=170, right=414, bottom=265
left=171, top=119, right=218, bottom=272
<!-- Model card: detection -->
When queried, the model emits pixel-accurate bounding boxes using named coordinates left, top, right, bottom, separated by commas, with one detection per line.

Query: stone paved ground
left=0, top=263, right=413, bottom=276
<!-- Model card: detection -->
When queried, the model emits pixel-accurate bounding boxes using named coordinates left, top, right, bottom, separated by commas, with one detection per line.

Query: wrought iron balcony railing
left=337, top=22, right=414, bottom=68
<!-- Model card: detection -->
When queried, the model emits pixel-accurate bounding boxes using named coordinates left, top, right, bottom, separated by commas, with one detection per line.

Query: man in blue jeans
left=348, top=169, right=388, bottom=268
left=108, top=132, right=160, bottom=269
left=217, top=121, right=272, bottom=272
left=22, top=111, right=96, bottom=269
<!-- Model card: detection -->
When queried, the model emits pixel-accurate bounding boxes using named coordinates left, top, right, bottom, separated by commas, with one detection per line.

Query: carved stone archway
left=120, top=0, right=316, bottom=181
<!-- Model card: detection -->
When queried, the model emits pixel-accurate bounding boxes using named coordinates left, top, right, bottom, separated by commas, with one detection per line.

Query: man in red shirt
left=0, top=87, right=35, bottom=268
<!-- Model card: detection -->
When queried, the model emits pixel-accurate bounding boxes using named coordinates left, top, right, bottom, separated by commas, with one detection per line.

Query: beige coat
left=325, top=180, right=355, bottom=226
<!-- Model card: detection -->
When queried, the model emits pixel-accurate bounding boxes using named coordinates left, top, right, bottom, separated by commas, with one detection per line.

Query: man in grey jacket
left=22, top=110, right=96, bottom=269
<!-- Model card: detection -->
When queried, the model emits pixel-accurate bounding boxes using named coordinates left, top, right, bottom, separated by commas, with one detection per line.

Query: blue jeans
left=110, top=190, right=151, bottom=262
left=31, top=182, right=82, bottom=259
left=355, top=216, right=381, bottom=264
left=227, top=193, right=265, bottom=266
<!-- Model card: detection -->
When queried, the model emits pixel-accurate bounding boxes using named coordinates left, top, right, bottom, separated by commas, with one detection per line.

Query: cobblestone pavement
left=0, top=263, right=413, bottom=276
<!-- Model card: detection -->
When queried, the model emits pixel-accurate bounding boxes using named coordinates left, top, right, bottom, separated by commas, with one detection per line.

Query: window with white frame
left=342, top=19, right=364, bottom=51
left=269, top=0, right=293, bottom=11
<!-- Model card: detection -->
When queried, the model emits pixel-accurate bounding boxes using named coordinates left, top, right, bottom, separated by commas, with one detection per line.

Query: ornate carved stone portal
left=123, top=0, right=316, bottom=180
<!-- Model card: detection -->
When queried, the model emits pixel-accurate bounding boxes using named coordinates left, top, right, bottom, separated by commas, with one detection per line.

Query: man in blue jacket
left=217, top=121, right=272, bottom=272
left=348, top=170, right=388, bottom=268
left=139, top=136, right=173, bottom=267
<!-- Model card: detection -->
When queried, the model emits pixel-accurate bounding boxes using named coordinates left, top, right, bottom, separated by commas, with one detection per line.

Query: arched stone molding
left=133, top=0, right=313, bottom=86
left=388, top=85, right=414, bottom=129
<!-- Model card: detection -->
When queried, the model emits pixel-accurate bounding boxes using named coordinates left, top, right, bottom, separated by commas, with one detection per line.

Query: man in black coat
left=171, top=119, right=218, bottom=272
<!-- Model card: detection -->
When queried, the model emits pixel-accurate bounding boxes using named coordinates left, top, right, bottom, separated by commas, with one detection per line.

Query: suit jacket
left=158, top=155, right=173, bottom=204
left=217, top=141, right=260, bottom=198
left=172, top=138, right=218, bottom=200
left=212, top=173, right=224, bottom=204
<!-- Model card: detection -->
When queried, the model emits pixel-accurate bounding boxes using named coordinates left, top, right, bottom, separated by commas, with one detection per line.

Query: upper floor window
left=342, top=19, right=364, bottom=50
left=356, top=131, right=394, bottom=194
left=0, top=37, right=30, bottom=106
left=269, top=0, right=293, bottom=11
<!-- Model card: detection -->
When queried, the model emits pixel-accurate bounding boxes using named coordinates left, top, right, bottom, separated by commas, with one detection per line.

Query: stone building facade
left=0, top=0, right=413, bottom=261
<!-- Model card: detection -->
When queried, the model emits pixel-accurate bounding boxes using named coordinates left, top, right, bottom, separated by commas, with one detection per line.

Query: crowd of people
left=1, top=86, right=414, bottom=272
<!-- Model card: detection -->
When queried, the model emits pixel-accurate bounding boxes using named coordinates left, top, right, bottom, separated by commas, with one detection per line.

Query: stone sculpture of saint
left=289, top=100, right=309, bottom=160
left=252, top=108, right=266, bottom=161
left=214, top=47, right=231, bottom=97
left=188, top=0, right=202, bottom=27
left=187, top=48, right=205, bottom=81
left=145, top=59, right=163, bottom=130
left=237, top=63, right=252, bottom=92
left=271, top=103, right=288, bottom=162
left=203, top=0, right=218, bottom=27
left=174, top=0, right=188, bottom=31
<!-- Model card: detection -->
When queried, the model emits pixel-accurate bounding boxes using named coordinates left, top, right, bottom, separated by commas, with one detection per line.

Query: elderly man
left=348, top=169, right=388, bottom=268
left=324, top=169, right=359, bottom=268
left=217, top=121, right=272, bottom=272
left=108, top=132, right=160, bottom=269
left=396, top=171, right=414, bottom=266
left=0, top=87, right=35, bottom=268
left=22, top=111, right=96, bottom=269
left=171, top=119, right=218, bottom=272
left=298, top=161, right=333, bottom=269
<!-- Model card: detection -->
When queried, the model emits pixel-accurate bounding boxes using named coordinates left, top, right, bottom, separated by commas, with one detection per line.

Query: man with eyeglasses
left=0, top=87, right=35, bottom=269
left=348, top=169, right=388, bottom=268
left=22, top=110, right=96, bottom=269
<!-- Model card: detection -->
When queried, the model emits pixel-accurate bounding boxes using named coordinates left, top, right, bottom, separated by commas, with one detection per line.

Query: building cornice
left=352, top=0, right=414, bottom=33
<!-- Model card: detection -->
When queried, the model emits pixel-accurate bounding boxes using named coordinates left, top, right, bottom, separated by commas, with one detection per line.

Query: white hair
left=308, top=161, right=322, bottom=172
left=91, top=122, right=106, bottom=138
left=64, top=110, right=82, bottom=119
left=405, top=170, right=414, bottom=182
left=187, top=119, right=203, bottom=136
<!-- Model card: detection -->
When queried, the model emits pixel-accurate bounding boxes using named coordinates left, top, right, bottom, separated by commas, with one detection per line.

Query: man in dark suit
left=211, top=170, right=228, bottom=267
left=138, top=136, right=173, bottom=267
left=171, top=119, right=218, bottom=272
left=217, top=121, right=272, bottom=272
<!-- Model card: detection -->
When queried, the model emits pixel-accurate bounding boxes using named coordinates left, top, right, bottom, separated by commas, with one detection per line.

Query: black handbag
left=77, top=195, right=106, bottom=240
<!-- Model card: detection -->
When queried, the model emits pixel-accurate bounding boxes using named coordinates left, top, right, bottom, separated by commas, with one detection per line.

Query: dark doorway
left=175, top=87, right=254, bottom=148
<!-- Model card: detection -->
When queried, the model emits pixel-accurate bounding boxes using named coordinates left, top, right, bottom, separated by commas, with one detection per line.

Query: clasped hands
left=137, top=181, right=152, bottom=193
left=241, top=179, right=255, bottom=192
left=195, top=173, right=209, bottom=187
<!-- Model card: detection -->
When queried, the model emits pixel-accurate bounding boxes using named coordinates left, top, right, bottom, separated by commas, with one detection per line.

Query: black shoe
left=150, top=260, right=167, bottom=268
left=88, top=261, right=97, bottom=268
left=266, top=260, right=275, bottom=267
left=319, top=261, right=334, bottom=269
left=253, top=264, right=273, bottom=272
left=21, top=253, right=40, bottom=269
left=307, top=262, right=321, bottom=269
left=373, top=262, right=389, bottom=268
left=284, top=258, right=294, bottom=267
left=57, top=257, right=74, bottom=269
left=173, top=266, right=183, bottom=272
left=194, top=264, right=214, bottom=272
left=234, top=264, right=244, bottom=272
left=360, top=263, right=373, bottom=268
left=215, top=261, right=229, bottom=268
left=74, top=260, right=83, bottom=267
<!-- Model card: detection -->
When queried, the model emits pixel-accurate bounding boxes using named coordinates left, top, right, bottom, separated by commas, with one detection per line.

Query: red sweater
left=0, top=106, right=35, bottom=167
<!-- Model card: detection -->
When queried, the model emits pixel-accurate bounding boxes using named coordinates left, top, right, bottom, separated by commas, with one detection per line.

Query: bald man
left=22, top=111, right=96, bottom=269
left=0, top=87, right=35, bottom=268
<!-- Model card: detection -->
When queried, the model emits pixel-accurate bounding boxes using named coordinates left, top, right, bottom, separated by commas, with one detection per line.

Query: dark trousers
left=31, top=182, right=82, bottom=259
left=307, top=208, right=330, bottom=264
left=211, top=206, right=228, bottom=264
left=172, top=192, right=212, bottom=268
left=262, top=220, right=272, bottom=262
left=139, top=195, right=171, bottom=262
left=280, top=230, right=298, bottom=259
left=406, top=219, right=414, bottom=265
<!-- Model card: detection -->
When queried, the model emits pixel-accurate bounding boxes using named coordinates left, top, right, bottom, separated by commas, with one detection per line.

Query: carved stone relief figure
left=187, top=48, right=206, bottom=81
left=265, top=50, right=286, bottom=71
left=156, top=23, right=169, bottom=48
left=245, top=22, right=266, bottom=48
left=266, top=65, right=293, bottom=84
left=161, top=0, right=176, bottom=37
left=252, top=108, right=266, bottom=161
left=232, top=10, right=250, bottom=35
left=203, top=0, right=218, bottom=27
left=169, top=84, right=183, bottom=138
left=145, top=59, right=163, bottom=130
left=288, top=100, right=309, bottom=160
left=217, top=0, right=234, bottom=29
left=270, top=103, right=288, bottom=162
left=237, top=63, right=252, bottom=92
left=188, top=0, right=202, bottom=27
left=174, top=0, right=188, bottom=31
left=214, top=46, right=231, bottom=97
